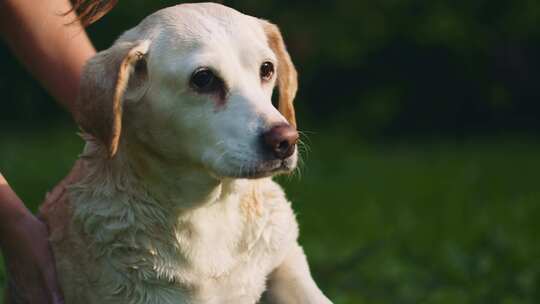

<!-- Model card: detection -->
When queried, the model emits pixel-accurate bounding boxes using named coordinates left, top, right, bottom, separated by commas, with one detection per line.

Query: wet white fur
left=51, top=3, right=331, bottom=304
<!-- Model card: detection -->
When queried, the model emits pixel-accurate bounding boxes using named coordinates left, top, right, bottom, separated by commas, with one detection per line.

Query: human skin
left=0, top=0, right=96, bottom=302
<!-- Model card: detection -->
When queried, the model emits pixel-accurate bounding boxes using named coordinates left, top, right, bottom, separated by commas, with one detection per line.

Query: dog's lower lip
left=245, top=163, right=281, bottom=178
left=250, top=160, right=293, bottom=177
left=219, top=160, right=284, bottom=179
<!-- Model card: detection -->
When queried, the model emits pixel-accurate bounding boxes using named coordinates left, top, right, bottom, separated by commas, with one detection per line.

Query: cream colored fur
left=40, top=3, right=331, bottom=304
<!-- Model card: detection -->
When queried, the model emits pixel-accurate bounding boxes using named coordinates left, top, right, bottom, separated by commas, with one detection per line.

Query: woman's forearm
left=0, top=174, right=29, bottom=244
left=0, top=0, right=96, bottom=116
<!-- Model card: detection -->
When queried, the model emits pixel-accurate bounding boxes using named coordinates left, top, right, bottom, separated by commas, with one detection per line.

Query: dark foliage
left=2, top=0, right=539, bottom=136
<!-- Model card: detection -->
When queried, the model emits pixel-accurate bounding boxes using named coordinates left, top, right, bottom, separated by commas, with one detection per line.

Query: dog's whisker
left=238, top=162, right=245, bottom=178
left=297, top=129, right=316, bottom=136
left=213, top=151, right=229, bottom=173
left=288, top=157, right=304, bottom=181
left=215, top=140, right=226, bottom=148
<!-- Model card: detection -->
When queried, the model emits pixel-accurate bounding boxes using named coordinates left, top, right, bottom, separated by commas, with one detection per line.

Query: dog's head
left=75, top=3, right=298, bottom=179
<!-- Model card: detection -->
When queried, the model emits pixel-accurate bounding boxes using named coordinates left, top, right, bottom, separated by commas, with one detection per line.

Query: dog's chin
left=213, top=158, right=297, bottom=180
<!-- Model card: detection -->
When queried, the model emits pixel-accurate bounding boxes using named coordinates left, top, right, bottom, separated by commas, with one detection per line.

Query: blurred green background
left=1, top=0, right=540, bottom=303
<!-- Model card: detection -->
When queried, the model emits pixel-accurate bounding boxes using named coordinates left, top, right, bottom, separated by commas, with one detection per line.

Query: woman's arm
left=0, top=1, right=97, bottom=303
left=0, top=175, right=28, bottom=237
left=0, top=174, right=64, bottom=304
left=0, top=0, right=96, bottom=115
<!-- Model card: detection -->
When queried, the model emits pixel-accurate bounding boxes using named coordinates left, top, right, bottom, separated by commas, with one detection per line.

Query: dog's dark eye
left=190, top=68, right=221, bottom=93
left=260, top=62, right=274, bottom=81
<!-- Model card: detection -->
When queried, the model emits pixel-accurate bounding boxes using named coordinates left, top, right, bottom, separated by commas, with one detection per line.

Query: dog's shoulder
left=237, top=178, right=298, bottom=229
left=236, top=178, right=300, bottom=261
left=40, top=160, right=84, bottom=241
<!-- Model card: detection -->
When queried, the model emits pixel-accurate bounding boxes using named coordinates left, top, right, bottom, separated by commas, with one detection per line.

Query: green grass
left=1, top=124, right=540, bottom=304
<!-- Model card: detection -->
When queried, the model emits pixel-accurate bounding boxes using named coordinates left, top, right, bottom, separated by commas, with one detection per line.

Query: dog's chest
left=69, top=182, right=298, bottom=304
left=163, top=202, right=278, bottom=301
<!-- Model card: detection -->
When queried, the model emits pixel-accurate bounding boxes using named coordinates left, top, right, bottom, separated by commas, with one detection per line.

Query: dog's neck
left=126, top=140, right=225, bottom=209
left=76, top=138, right=230, bottom=209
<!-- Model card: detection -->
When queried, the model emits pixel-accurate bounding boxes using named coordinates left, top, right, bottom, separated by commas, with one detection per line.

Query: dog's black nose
left=263, top=123, right=299, bottom=159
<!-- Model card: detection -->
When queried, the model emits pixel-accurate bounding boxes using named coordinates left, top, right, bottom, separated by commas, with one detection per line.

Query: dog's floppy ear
left=75, top=40, right=150, bottom=158
left=260, top=20, right=298, bottom=128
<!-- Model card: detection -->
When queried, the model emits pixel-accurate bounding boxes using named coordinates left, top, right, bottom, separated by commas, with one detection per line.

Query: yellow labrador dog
left=40, top=3, right=331, bottom=304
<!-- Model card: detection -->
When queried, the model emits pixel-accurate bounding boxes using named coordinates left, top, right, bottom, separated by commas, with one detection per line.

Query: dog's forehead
left=145, top=3, right=268, bottom=51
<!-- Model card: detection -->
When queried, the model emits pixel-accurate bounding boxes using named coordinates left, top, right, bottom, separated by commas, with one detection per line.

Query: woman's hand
left=0, top=175, right=64, bottom=304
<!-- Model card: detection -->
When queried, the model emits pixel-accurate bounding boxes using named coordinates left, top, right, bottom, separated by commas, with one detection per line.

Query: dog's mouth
left=241, top=160, right=292, bottom=179
left=216, top=158, right=296, bottom=179
left=206, top=144, right=298, bottom=180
